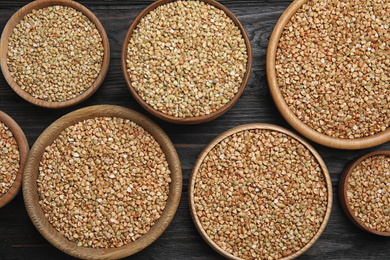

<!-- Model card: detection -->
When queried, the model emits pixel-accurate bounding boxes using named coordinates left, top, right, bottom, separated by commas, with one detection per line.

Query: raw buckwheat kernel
left=0, top=121, right=20, bottom=197
left=276, top=0, right=390, bottom=139
left=347, top=155, right=390, bottom=233
left=194, top=129, right=328, bottom=259
left=7, top=5, right=104, bottom=102
left=37, top=117, right=171, bottom=248
left=126, top=0, right=248, bottom=118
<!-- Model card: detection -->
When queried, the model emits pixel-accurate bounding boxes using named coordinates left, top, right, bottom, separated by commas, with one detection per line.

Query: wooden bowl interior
left=189, top=123, right=333, bottom=260
left=0, top=0, right=110, bottom=109
left=22, top=105, right=182, bottom=259
left=339, top=150, right=390, bottom=236
left=0, top=111, right=29, bottom=208
left=266, top=0, right=390, bottom=150
left=121, top=0, right=252, bottom=125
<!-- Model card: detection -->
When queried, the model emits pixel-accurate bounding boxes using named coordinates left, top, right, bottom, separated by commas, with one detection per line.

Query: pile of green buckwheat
left=126, top=0, right=248, bottom=118
left=37, top=117, right=171, bottom=248
left=276, top=0, right=390, bottom=139
left=347, top=155, right=390, bottom=233
left=7, top=5, right=104, bottom=102
left=193, top=129, right=328, bottom=259
left=0, top=121, right=20, bottom=198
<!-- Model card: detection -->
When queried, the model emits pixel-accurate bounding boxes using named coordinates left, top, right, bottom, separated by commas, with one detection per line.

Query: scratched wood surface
left=0, top=1, right=389, bottom=259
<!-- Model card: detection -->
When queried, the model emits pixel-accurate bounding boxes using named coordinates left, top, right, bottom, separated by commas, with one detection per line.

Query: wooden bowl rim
left=266, top=0, right=390, bottom=150
left=0, top=0, right=110, bottom=109
left=121, top=0, right=252, bottom=125
left=339, top=150, right=390, bottom=236
left=188, top=123, right=333, bottom=260
left=0, top=110, right=29, bottom=208
left=22, top=105, right=182, bottom=259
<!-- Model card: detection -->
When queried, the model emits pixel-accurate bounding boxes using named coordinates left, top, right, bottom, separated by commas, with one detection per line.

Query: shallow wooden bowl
left=121, top=0, right=252, bottom=124
left=0, top=0, right=110, bottom=109
left=0, top=110, right=29, bottom=208
left=189, top=123, right=332, bottom=259
left=23, top=105, right=182, bottom=259
left=339, top=150, right=390, bottom=236
left=266, top=0, right=390, bottom=150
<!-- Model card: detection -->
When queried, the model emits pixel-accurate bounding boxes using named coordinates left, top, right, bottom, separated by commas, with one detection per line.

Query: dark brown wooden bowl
left=339, top=150, right=390, bottom=236
left=121, top=0, right=252, bottom=125
left=266, top=0, right=390, bottom=150
left=189, top=123, right=333, bottom=260
left=23, top=105, right=182, bottom=259
left=0, top=110, right=29, bottom=208
left=0, top=0, right=110, bottom=109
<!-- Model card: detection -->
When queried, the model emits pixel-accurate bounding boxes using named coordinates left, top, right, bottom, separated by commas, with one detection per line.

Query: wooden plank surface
left=0, top=1, right=389, bottom=259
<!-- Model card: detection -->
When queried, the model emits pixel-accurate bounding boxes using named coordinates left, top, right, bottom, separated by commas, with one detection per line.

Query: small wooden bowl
left=121, top=0, right=252, bottom=124
left=0, top=0, right=110, bottom=109
left=0, top=110, right=29, bottom=208
left=266, top=0, right=390, bottom=150
left=189, top=123, right=333, bottom=260
left=339, top=150, right=390, bottom=236
left=23, top=105, right=182, bottom=259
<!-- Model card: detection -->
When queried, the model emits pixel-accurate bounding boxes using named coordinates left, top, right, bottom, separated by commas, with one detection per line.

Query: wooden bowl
left=339, top=150, right=390, bottom=236
left=266, top=0, right=390, bottom=150
left=0, top=110, right=29, bottom=208
left=189, top=123, right=332, bottom=259
left=0, top=0, right=110, bottom=109
left=23, top=105, right=182, bottom=259
left=121, top=0, right=252, bottom=124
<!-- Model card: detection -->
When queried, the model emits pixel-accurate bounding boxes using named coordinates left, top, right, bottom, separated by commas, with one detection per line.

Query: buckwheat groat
left=0, top=121, right=20, bottom=198
left=126, top=0, right=248, bottom=118
left=193, top=129, right=328, bottom=259
left=38, top=117, right=171, bottom=248
left=7, top=5, right=104, bottom=102
left=276, top=0, right=390, bottom=139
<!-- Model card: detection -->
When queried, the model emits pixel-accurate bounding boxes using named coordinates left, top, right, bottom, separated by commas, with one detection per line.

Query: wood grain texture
left=339, top=150, right=390, bottom=237
left=0, top=110, right=29, bottom=208
left=188, top=123, right=332, bottom=260
left=0, top=1, right=390, bottom=260
left=22, top=105, right=182, bottom=259
left=121, top=0, right=253, bottom=124
left=0, top=0, right=110, bottom=109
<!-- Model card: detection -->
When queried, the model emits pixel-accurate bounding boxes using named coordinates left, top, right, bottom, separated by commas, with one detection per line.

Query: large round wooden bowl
left=189, top=123, right=332, bottom=259
left=0, top=0, right=110, bottom=109
left=0, top=110, right=29, bottom=208
left=266, top=0, right=390, bottom=150
left=23, top=105, right=182, bottom=259
left=339, top=150, right=390, bottom=236
left=121, top=0, right=252, bottom=125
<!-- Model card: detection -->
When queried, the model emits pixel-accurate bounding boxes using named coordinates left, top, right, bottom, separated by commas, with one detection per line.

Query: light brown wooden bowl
left=266, top=0, right=390, bottom=150
left=23, top=105, right=182, bottom=259
left=121, top=0, right=252, bottom=125
left=0, top=110, right=29, bottom=208
left=0, top=0, right=110, bottom=109
left=339, top=150, right=390, bottom=236
left=189, top=123, right=333, bottom=260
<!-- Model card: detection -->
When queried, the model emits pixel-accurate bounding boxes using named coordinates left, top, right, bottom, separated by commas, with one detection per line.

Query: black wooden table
left=0, top=1, right=389, bottom=259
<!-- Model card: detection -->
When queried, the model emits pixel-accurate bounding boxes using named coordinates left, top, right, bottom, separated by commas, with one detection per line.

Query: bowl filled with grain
left=23, top=105, right=182, bottom=259
left=0, top=0, right=110, bottom=109
left=267, top=0, right=390, bottom=149
left=189, top=123, right=332, bottom=259
left=0, top=110, right=29, bottom=208
left=339, top=150, right=390, bottom=236
left=122, top=0, right=252, bottom=124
